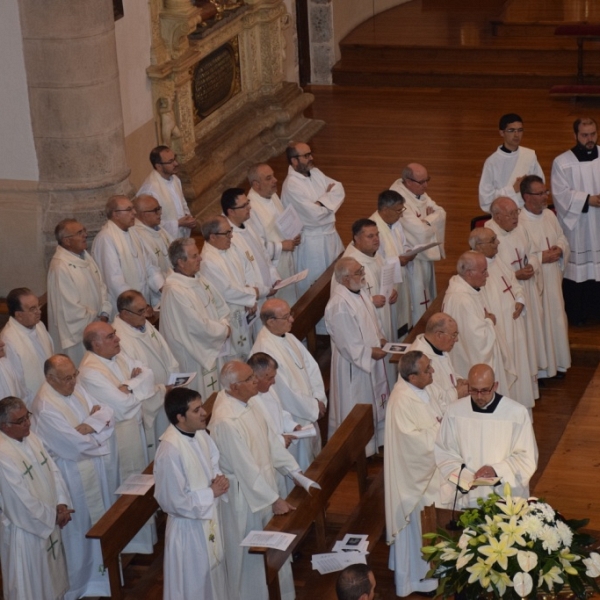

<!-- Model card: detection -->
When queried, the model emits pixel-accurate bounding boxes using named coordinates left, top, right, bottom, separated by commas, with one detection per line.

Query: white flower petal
left=517, top=550, right=538, bottom=572
left=513, top=572, right=533, bottom=597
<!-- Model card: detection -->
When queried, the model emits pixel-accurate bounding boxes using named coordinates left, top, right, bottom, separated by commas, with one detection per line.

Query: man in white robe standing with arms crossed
left=390, top=163, right=446, bottom=323
left=154, top=387, right=230, bottom=600
left=137, top=145, right=198, bottom=239
left=48, top=218, right=112, bottom=366
left=282, top=141, right=344, bottom=295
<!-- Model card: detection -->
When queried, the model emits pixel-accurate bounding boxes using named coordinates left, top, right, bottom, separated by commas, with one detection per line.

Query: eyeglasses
left=53, top=370, right=79, bottom=384
left=504, top=209, right=521, bottom=218
left=441, top=331, right=459, bottom=339
left=114, top=207, right=135, bottom=213
left=123, top=305, right=150, bottom=317
left=527, top=190, right=549, bottom=196
left=292, top=152, right=313, bottom=159
left=407, top=176, right=431, bottom=185
left=270, top=312, right=294, bottom=321
left=142, top=207, right=162, bottom=213
left=476, top=237, right=497, bottom=245
left=469, top=386, right=495, bottom=396
left=214, top=229, right=233, bottom=237
left=158, top=156, right=178, bottom=165
left=235, top=373, right=257, bottom=385
left=353, top=266, right=366, bottom=276
left=63, top=228, right=87, bottom=239
left=18, top=305, right=41, bottom=314
left=8, top=411, right=32, bottom=426
left=231, top=201, right=250, bottom=210
left=504, top=128, right=524, bottom=134
left=391, top=206, right=406, bottom=214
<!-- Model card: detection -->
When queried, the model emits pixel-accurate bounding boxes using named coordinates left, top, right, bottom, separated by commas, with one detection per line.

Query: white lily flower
left=517, top=550, right=538, bottom=572
left=457, top=550, right=474, bottom=569
left=490, top=570, right=512, bottom=596
left=513, top=571, right=533, bottom=596
left=538, top=565, right=564, bottom=590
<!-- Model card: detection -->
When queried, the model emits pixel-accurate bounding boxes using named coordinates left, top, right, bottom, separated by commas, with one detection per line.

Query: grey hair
left=399, top=350, right=425, bottom=382
left=401, top=165, right=414, bottom=181
left=377, top=189, right=405, bottom=210
left=105, top=195, right=130, bottom=218
left=200, top=216, right=226, bottom=240
left=82, top=327, right=100, bottom=351
left=168, top=237, right=196, bottom=269
left=117, top=289, right=144, bottom=313
left=468, top=228, right=492, bottom=250
left=0, top=397, right=26, bottom=426
left=457, top=251, right=481, bottom=276
left=334, top=257, right=357, bottom=283
left=54, top=218, right=79, bottom=244
left=220, top=359, right=247, bottom=391
left=247, top=352, right=279, bottom=374
left=247, top=163, right=269, bottom=185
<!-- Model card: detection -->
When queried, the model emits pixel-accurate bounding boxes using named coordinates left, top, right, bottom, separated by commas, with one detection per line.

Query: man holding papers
left=434, top=364, right=538, bottom=509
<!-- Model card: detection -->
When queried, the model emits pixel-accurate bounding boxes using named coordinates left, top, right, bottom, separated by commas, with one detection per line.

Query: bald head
left=44, top=354, right=78, bottom=396
left=467, top=363, right=498, bottom=407
left=490, top=196, right=520, bottom=233
left=457, top=251, right=488, bottom=289
left=133, top=194, right=162, bottom=227
left=468, top=228, right=499, bottom=258
left=83, top=321, right=121, bottom=359
left=424, top=312, right=459, bottom=352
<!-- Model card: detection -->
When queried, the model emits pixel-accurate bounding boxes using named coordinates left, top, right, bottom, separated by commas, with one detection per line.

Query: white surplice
left=113, top=315, right=178, bottom=454
left=251, top=326, right=326, bottom=471
left=434, top=394, right=538, bottom=509
left=1, top=317, right=54, bottom=406
left=281, top=165, right=344, bottom=295
left=209, top=391, right=299, bottom=600
left=154, top=425, right=228, bottom=600
left=91, top=220, right=162, bottom=311
left=551, top=146, right=600, bottom=282
left=138, top=170, right=192, bottom=240
left=0, top=356, right=28, bottom=404
left=47, top=246, right=112, bottom=365
left=519, top=208, right=571, bottom=376
left=0, top=430, right=71, bottom=600
left=385, top=379, right=446, bottom=596
left=478, top=146, right=544, bottom=212
left=370, top=211, right=413, bottom=339
left=32, top=382, right=115, bottom=600
left=389, top=179, right=446, bottom=323
left=485, top=220, right=548, bottom=375
left=160, top=272, right=230, bottom=399
left=248, top=188, right=298, bottom=305
left=200, top=242, right=257, bottom=361
left=325, top=286, right=389, bottom=456
left=409, top=334, right=465, bottom=404
left=443, top=275, right=515, bottom=397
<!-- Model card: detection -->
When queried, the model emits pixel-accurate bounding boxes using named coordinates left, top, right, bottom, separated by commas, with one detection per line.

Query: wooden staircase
left=332, top=0, right=600, bottom=89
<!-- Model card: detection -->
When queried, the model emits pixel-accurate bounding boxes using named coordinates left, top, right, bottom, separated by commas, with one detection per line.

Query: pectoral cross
left=379, top=393, right=387, bottom=409
left=511, top=248, right=524, bottom=270
left=420, top=289, right=431, bottom=310
left=47, top=536, right=59, bottom=560
left=40, top=451, right=50, bottom=470
left=154, top=247, right=161, bottom=257
left=365, top=282, right=373, bottom=295
left=501, top=276, right=515, bottom=300
left=207, top=376, right=218, bottom=391
left=22, top=461, right=34, bottom=480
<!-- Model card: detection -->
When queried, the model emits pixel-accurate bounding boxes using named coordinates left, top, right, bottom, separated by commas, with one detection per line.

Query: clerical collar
left=571, top=144, right=599, bottom=162
left=238, top=223, right=246, bottom=230
left=348, top=287, right=361, bottom=295
left=471, top=392, right=502, bottom=413
left=424, top=336, right=444, bottom=356
left=175, top=426, right=195, bottom=438
left=500, top=145, right=517, bottom=154
left=136, top=325, right=146, bottom=333
left=153, top=225, right=160, bottom=231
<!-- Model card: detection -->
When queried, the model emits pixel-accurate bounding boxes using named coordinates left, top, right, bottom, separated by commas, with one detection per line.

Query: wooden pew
left=290, top=252, right=342, bottom=355
left=86, top=391, right=218, bottom=600
left=250, top=403, right=375, bottom=600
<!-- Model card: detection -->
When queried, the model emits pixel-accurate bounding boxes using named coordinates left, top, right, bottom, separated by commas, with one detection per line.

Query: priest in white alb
left=0, top=396, right=73, bottom=600
left=325, top=258, right=389, bottom=456
left=154, top=387, right=230, bottom=600
left=435, top=364, right=538, bottom=509
left=385, top=351, right=446, bottom=597
left=78, top=321, right=156, bottom=553
left=478, top=113, right=544, bottom=212
left=113, top=290, right=178, bottom=456
left=47, top=218, right=112, bottom=366
left=1, top=288, right=54, bottom=405
left=137, top=145, right=197, bottom=239
left=390, top=163, right=446, bottom=323
left=443, top=251, right=516, bottom=397
left=200, top=216, right=258, bottom=361
left=408, top=312, right=469, bottom=404
left=469, top=227, right=537, bottom=412
left=281, top=142, right=344, bottom=295
left=520, top=175, right=571, bottom=378
left=160, top=238, right=232, bottom=398
left=210, top=360, right=301, bottom=600
left=370, top=189, right=414, bottom=340
left=248, top=163, right=302, bottom=306
left=0, top=339, right=28, bottom=402
left=92, top=195, right=163, bottom=311
left=252, top=299, right=326, bottom=471
left=33, top=355, right=115, bottom=600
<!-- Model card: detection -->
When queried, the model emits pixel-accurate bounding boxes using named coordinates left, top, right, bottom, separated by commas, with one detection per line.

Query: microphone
left=447, top=463, right=467, bottom=531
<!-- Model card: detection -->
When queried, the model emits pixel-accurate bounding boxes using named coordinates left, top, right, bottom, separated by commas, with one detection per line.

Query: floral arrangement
left=422, top=484, right=600, bottom=600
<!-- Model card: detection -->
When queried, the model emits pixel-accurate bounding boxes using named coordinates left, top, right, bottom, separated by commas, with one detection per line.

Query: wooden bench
left=86, top=391, right=218, bottom=600
left=250, top=403, right=375, bottom=600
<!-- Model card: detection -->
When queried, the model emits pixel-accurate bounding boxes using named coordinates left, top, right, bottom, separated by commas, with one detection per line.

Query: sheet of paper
left=401, top=241, right=440, bottom=259
left=285, top=424, right=317, bottom=439
left=240, top=530, right=296, bottom=551
left=380, top=261, right=397, bottom=300
left=383, top=342, right=409, bottom=354
left=167, top=372, right=197, bottom=387
left=276, top=205, right=303, bottom=239
left=388, top=256, right=403, bottom=284
left=290, top=471, right=322, bottom=493
left=273, top=269, right=308, bottom=290
left=115, top=474, right=154, bottom=496
left=311, top=552, right=367, bottom=574
left=334, top=534, right=369, bottom=553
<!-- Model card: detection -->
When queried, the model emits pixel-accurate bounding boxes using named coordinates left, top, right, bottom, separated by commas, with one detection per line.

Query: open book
left=449, top=468, right=499, bottom=491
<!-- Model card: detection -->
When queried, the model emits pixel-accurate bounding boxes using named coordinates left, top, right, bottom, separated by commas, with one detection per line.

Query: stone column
left=0, top=0, right=132, bottom=295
